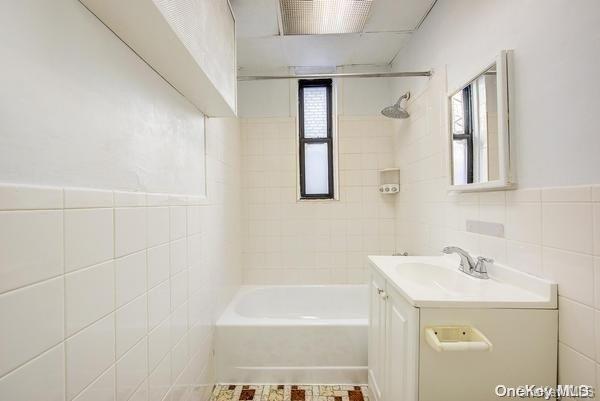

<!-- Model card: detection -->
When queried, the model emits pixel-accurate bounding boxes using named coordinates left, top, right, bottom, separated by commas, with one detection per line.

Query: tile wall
left=0, top=118, right=242, bottom=401
left=393, top=72, right=600, bottom=391
left=240, top=116, right=396, bottom=284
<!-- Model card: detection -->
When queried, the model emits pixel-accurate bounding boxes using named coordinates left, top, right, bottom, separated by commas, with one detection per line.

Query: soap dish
left=425, top=326, right=493, bottom=352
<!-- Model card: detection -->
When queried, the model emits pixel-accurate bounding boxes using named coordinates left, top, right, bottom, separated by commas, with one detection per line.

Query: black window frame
left=298, top=79, right=334, bottom=199
left=452, top=85, right=474, bottom=183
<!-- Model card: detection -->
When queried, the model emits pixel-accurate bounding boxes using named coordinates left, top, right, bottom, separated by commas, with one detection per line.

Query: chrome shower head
left=381, top=92, right=410, bottom=119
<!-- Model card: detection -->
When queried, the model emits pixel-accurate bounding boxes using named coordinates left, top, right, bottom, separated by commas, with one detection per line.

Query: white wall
left=0, top=0, right=206, bottom=195
left=389, top=0, right=600, bottom=389
left=0, top=115, right=242, bottom=400
left=237, top=65, right=394, bottom=118
left=393, top=70, right=600, bottom=395
left=0, top=0, right=242, bottom=400
left=391, top=0, right=600, bottom=188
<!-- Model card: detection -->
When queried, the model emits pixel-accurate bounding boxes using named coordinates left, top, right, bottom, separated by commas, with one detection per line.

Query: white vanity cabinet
left=368, top=270, right=419, bottom=401
left=367, top=256, right=558, bottom=401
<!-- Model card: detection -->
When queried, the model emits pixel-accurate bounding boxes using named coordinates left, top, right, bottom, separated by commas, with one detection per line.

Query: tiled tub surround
left=216, top=286, right=368, bottom=384
left=210, top=384, right=369, bottom=401
left=241, top=116, right=395, bottom=285
left=0, top=119, right=242, bottom=401
left=393, top=72, right=600, bottom=390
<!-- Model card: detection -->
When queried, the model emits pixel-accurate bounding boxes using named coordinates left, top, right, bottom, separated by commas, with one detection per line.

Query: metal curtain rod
left=237, top=70, right=432, bottom=81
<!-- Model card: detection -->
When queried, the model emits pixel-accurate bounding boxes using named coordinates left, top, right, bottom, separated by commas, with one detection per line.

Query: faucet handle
left=474, top=256, right=493, bottom=278
left=477, top=256, right=494, bottom=264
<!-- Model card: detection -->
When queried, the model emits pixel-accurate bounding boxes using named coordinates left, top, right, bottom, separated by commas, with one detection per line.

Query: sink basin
left=394, top=262, right=489, bottom=296
left=368, top=255, right=556, bottom=308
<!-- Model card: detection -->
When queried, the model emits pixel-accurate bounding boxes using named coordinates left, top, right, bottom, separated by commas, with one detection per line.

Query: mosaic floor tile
left=210, top=384, right=369, bottom=401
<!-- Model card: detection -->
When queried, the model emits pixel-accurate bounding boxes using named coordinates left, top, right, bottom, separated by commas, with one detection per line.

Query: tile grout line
left=62, top=188, right=68, bottom=401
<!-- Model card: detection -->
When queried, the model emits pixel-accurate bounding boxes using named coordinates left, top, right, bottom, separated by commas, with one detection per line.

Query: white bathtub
left=215, top=285, right=368, bottom=384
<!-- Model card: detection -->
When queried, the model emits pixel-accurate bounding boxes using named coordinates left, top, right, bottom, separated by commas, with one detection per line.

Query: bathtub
left=215, top=285, right=368, bottom=384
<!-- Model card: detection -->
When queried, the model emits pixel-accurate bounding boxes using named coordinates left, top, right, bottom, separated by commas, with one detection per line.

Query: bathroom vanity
left=367, top=255, right=557, bottom=401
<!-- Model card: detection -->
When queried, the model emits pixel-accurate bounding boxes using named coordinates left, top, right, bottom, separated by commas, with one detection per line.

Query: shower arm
left=394, top=92, right=411, bottom=106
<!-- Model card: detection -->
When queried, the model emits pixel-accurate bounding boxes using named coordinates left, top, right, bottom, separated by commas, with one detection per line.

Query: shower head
left=381, top=92, right=410, bottom=119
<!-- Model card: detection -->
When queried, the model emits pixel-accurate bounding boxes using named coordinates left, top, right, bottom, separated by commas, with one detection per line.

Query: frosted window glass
left=304, top=143, right=329, bottom=194
left=303, top=87, right=328, bottom=138
left=453, top=138, right=468, bottom=185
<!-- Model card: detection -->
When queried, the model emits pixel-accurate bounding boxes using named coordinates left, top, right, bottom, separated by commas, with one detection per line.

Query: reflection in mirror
left=450, top=64, right=499, bottom=185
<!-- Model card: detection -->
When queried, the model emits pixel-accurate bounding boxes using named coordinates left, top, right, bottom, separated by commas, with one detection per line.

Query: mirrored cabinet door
left=448, top=51, right=512, bottom=192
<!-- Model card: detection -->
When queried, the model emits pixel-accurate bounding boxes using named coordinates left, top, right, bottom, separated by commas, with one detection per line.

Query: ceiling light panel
left=279, top=0, right=374, bottom=35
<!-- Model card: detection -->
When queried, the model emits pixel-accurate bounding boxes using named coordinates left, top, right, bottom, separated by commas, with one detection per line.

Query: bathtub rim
left=216, top=284, right=368, bottom=327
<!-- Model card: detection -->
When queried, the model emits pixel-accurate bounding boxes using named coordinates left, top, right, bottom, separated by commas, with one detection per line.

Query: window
left=451, top=85, right=474, bottom=185
left=298, top=79, right=334, bottom=199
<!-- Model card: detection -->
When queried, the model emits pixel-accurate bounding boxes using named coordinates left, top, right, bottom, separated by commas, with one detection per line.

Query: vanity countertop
left=368, top=255, right=557, bottom=309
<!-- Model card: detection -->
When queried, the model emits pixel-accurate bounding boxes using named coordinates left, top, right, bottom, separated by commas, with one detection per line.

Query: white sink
left=368, top=255, right=556, bottom=308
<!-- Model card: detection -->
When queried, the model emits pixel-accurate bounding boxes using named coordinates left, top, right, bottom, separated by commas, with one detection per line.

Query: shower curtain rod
left=237, top=70, right=432, bottom=81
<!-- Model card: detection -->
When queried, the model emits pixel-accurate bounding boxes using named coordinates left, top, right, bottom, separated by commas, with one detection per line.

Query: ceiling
left=231, top=0, right=437, bottom=71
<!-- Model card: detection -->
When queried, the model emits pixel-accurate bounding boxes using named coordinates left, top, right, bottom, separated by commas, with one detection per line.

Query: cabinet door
left=385, top=287, right=419, bottom=401
left=368, top=271, right=387, bottom=401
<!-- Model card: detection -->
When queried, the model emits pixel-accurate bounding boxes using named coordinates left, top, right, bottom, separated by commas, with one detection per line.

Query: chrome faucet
left=442, top=246, right=492, bottom=279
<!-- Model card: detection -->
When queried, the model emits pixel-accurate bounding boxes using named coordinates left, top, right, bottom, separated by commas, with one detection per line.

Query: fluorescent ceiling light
left=279, top=0, right=374, bottom=35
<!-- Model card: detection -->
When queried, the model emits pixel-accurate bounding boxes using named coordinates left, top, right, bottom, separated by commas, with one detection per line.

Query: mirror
left=448, top=51, right=513, bottom=191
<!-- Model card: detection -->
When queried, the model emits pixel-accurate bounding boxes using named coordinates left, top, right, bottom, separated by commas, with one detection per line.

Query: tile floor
left=211, top=384, right=369, bottom=401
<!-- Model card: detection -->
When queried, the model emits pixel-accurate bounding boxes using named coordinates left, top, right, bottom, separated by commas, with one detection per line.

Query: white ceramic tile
left=559, top=297, right=595, bottom=359
left=506, top=240, right=542, bottom=277
left=115, top=208, right=147, bottom=257
left=65, top=208, right=114, bottom=272
left=169, top=195, right=187, bottom=206
left=148, top=281, right=171, bottom=331
left=66, top=314, right=115, bottom=400
left=506, top=188, right=541, bottom=203
left=0, top=277, right=64, bottom=376
left=594, top=203, right=600, bottom=256
left=596, top=310, right=600, bottom=365
left=147, top=207, right=170, bottom=248
left=558, top=343, right=595, bottom=385
left=0, top=210, right=63, bottom=293
left=66, top=261, right=115, bottom=336
left=116, top=338, right=148, bottom=401
left=0, top=344, right=64, bottom=401
left=65, top=188, right=113, bottom=209
left=116, top=251, right=147, bottom=307
left=116, top=295, right=147, bottom=358
left=170, top=303, right=188, bottom=348
left=595, top=258, right=600, bottom=310
left=170, top=239, right=187, bottom=276
left=72, top=366, right=115, bottom=401
left=114, top=191, right=146, bottom=207
left=187, top=195, right=208, bottom=206
left=170, top=271, right=188, bottom=311
left=171, top=333, right=189, bottom=383
left=170, top=207, right=187, bottom=240
left=505, top=202, right=542, bottom=244
left=147, top=193, right=170, bottom=207
left=187, top=234, right=202, bottom=270
left=542, top=247, right=594, bottom=306
left=187, top=206, right=202, bottom=235
left=148, top=352, right=171, bottom=401
left=593, top=186, right=600, bottom=202
left=148, top=319, right=171, bottom=372
left=0, top=183, right=63, bottom=210
left=542, top=203, right=593, bottom=254
left=542, top=186, right=592, bottom=202
left=129, top=380, right=148, bottom=401
left=147, top=244, right=170, bottom=289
